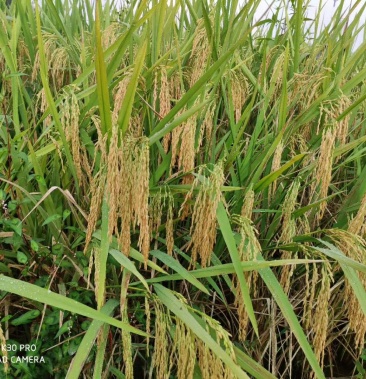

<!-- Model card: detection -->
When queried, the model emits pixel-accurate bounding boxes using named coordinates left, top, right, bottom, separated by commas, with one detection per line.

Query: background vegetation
left=1, top=0, right=366, bottom=377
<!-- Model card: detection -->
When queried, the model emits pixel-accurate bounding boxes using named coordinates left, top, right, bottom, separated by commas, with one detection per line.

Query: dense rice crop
left=1, top=0, right=366, bottom=378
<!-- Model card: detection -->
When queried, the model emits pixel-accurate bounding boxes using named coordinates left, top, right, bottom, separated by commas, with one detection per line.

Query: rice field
left=1, top=0, right=366, bottom=378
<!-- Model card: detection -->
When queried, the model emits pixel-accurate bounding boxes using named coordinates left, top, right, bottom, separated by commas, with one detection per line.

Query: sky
left=108, top=0, right=366, bottom=50
left=254, top=0, right=365, bottom=49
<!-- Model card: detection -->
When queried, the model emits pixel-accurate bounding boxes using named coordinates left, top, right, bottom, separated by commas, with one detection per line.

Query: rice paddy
left=0, top=0, right=366, bottom=378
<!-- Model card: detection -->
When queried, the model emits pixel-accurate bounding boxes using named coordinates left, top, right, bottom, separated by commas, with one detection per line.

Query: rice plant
left=1, top=0, right=366, bottom=378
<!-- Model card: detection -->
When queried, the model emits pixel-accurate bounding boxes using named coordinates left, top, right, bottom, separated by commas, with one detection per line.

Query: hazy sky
left=254, top=0, right=365, bottom=49
left=109, top=0, right=365, bottom=49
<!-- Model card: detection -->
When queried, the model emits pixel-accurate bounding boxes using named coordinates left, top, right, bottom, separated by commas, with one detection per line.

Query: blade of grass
left=150, top=250, right=209, bottom=294
left=66, top=299, right=119, bottom=379
left=216, top=201, right=259, bottom=337
left=256, top=254, right=326, bottom=379
left=0, top=275, right=147, bottom=336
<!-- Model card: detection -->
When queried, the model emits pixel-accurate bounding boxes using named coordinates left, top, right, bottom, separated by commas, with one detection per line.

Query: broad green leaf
left=11, top=310, right=40, bottom=326
left=150, top=250, right=209, bottom=294
left=216, top=201, right=258, bottom=337
left=256, top=254, right=326, bottom=379
left=139, top=259, right=322, bottom=284
left=66, top=300, right=119, bottom=379
left=109, top=248, right=149, bottom=291
left=42, top=214, right=62, bottom=226
left=0, top=275, right=146, bottom=336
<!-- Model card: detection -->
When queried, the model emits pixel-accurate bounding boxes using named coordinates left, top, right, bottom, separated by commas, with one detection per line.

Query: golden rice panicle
left=117, top=136, right=150, bottom=261
left=311, top=263, right=332, bottom=373
left=0, top=52, right=11, bottom=107
left=186, top=163, right=224, bottom=267
left=149, top=187, right=174, bottom=254
left=170, top=108, right=199, bottom=182
left=49, top=46, right=70, bottom=90
left=170, top=112, right=184, bottom=172
left=121, top=309, right=133, bottom=379
left=348, top=192, right=366, bottom=237
left=197, top=315, right=236, bottom=379
left=84, top=171, right=105, bottom=253
left=230, top=69, right=249, bottom=123
left=87, top=248, right=94, bottom=290
left=118, top=142, right=132, bottom=256
left=129, top=114, right=144, bottom=139
left=334, top=94, right=351, bottom=147
left=149, top=191, right=163, bottom=241
left=279, top=180, right=299, bottom=243
left=288, top=73, right=324, bottom=140
left=132, top=136, right=150, bottom=263
left=241, top=187, right=255, bottom=219
left=92, top=114, right=107, bottom=164
left=112, top=74, right=131, bottom=124
left=59, top=91, right=83, bottom=187
left=32, top=32, right=56, bottom=82
left=69, top=92, right=82, bottom=186
left=60, top=94, right=71, bottom=142
left=265, top=47, right=285, bottom=101
left=279, top=180, right=300, bottom=293
left=151, top=299, right=171, bottom=379
left=0, top=51, right=5, bottom=74
left=178, top=116, right=196, bottom=184
left=310, top=123, right=336, bottom=224
left=17, top=39, right=30, bottom=76
left=269, top=141, right=283, bottom=202
left=106, top=122, right=120, bottom=239
left=302, top=261, right=319, bottom=332
left=189, top=18, right=210, bottom=86
left=93, top=246, right=103, bottom=304
left=233, top=215, right=261, bottom=340
left=327, top=229, right=366, bottom=349
left=174, top=318, right=196, bottom=379
left=159, top=65, right=171, bottom=119
left=145, top=296, right=151, bottom=357
left=166, top=192, right=175, bottom=255
left=169, top=70, right=182, bottom=102
left=197, top=340, right=231, bottom=379
left=102, top=22, right=120, bottom=50
left=198, top=100, right=216, bottom=150
left=36, top=88, right=52, bottom=127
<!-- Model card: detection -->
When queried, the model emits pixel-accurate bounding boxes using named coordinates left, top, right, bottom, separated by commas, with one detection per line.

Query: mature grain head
left=189, top=18, right=210, bottom=86
left=230, top=69, right=249, bottom=123
left=311, top=125, right=336, bottom=224
left=348, top=192, right=366, bottom=237
left=121, top=309, right=133, bottom=379
left=233, top=214, right=261, bottom=340
left=279, top=180, right=300, bottom=293
left=152, top=299, right=171, bottom=379
left=269, top=141, right=284, bottom=202
left=326, top=229, right=366, bottom=349
left=106, top=121, right=120, bottom=239
left=112, top=73, right=131, bottom=124
left=184, top=163, right=224, bottom=267
left=312, top=264, right=332, bottom=372
left=84, top=171, right=106, bottom=253
left=49, top=46, right=70, bottom=90
left=174, top=318, right=195, bottom=379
